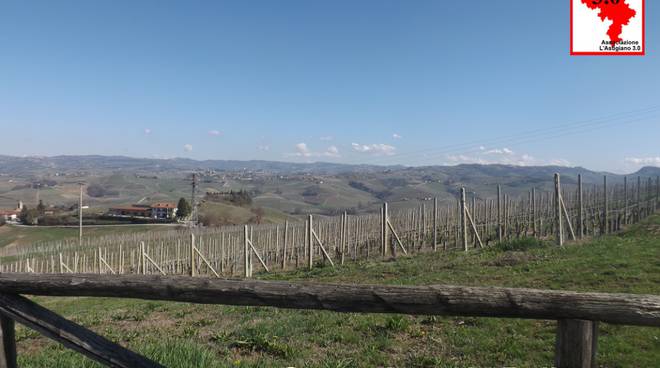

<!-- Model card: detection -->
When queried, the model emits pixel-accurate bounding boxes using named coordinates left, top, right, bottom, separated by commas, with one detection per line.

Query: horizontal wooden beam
left=0, top=293, right=162, bottom=368
left=0, top=274, right=658, bottom=327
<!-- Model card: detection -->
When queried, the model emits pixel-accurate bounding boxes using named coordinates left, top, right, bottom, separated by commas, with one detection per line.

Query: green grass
left=0, top=224, right=167, bottom=249
left=15, top=215, right=660, bottom=367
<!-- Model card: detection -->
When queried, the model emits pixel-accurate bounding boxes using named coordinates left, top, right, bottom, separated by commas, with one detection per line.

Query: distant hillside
left=0, top=155, right=394, bottom=176
left=0, top=155, right=658, bottom=216
left=0, top=154, right=656, bottom=178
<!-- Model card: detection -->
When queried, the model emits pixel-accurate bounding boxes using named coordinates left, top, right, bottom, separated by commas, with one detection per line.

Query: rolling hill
left=0, top=155, right=658, bottom=218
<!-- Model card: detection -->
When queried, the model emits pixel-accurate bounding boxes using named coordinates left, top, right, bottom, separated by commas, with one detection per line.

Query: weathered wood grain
left=555, top=319, right=598, bottom=368
left=0, top=274, right=657, bottom=327
left=0, top=293, right=162, bottom=368
left=0, top=315, right=16, bottom=368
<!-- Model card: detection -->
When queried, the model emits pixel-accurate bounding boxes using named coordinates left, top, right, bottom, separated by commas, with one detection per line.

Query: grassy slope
left=16, top=216, right=660, bottom=367
left=0, top=225, right=169, bottom=249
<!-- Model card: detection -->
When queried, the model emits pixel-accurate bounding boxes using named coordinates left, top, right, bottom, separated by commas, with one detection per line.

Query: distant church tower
left=17, top=201, right=23, bottom=211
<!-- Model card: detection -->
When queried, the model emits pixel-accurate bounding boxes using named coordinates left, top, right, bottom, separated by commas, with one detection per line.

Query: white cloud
left=392, top=133, right=402, bottom=139
left=291, top=143, right=341, bottom=158
left=144, top=128, right=152, bottom=135
left=549, top=158, right=572, bottom=166
left=183, top=144, right=193, bottom=152
left=258, top=145, right=270, bottom=151
left=484, top=147, right=514, bottom=155
left=351, top=143, right=396, bottom=156
left=325, top=145, right=340, bottom=158
left=445, top=148, right=569, bottom=167
left=625, top=157, right=660, bottom=166
left=320, top=135, right=334, bottom=141
left=294, top=143, right=311, bottom=157
left=208, top=130, right=222, bottom=136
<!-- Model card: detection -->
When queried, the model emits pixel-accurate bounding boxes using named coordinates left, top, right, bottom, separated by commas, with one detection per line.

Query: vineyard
left=2, top=174, right=658, bottom=277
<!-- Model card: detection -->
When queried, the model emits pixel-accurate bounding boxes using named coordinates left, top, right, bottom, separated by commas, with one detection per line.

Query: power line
left=336, top=104, right=660, bottom=166
left=412, top=115, right=653, bottom=166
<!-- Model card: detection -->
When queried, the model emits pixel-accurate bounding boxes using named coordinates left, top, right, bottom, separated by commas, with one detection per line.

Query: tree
left=250, top=207, right=265, bottom=224
left=37, top=200, right=46, bottom=214
left=176, top=197, right=192, bottom=219
left=19, top=206, right=39, bottom=225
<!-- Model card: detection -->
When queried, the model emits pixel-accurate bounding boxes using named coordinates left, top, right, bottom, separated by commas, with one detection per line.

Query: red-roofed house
left=150, top=203, right=178, bottom=219
left=0, top=201, right=23, bottom=222
left=108, top=202, right=178, bottom=220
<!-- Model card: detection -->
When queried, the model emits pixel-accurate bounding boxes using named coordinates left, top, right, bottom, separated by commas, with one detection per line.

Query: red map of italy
left=580, top=0, right=637, bottom=45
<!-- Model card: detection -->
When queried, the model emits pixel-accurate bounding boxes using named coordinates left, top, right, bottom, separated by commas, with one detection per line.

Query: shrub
left=495, top=237, right=543, bottom=252
left=87, top=184, right=119, bottom=198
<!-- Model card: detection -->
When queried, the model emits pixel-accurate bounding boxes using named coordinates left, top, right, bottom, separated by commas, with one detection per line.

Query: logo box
left=571, top=0, right=645, bottom=56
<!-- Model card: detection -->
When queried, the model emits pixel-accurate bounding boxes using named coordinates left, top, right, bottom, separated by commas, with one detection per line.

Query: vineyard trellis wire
left=1, top=174, right=658, bottom=277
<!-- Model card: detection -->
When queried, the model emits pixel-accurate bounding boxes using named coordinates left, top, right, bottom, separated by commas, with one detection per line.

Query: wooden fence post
left=460, top=188, right=468, bottom=252
left=0, top=315, right=16, bottom=368
left=555, top=319, right=598, bottom=368
left=555, top=173, right=564, bottom=246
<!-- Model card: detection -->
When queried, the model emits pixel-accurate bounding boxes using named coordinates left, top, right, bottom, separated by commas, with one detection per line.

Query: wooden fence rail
left=0, top=274, right=658, bottom=367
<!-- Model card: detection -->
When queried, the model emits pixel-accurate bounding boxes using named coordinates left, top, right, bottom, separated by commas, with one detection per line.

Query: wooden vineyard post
left=0, top=315, right=16, bottom=368
left=603, top=176, right=608, bottom=235
left=460, top=188, right=468, bottom=252
left=433, top=197, right=438, bottom=251
left=190, top=233, right=196, bottom=277
left=532, top=188, right=537, bottom=238
left=300, top=215, right=336, bottom=268
left=578, top=175, right=584, bottom=239
left=497, top=185, right=503, bottom=243
left=555, top=173, right=564, bottom=246
left=341, top=212, right=347, bottom=265
left=559, top=192, right=576, bottom=242
left=555, top=319, right=598, bottom=368
left=637, top=176, right=641, bottom=221
left=444, top=204, right=450, bottom=251
left=282, top=221, right=288, bottom=271
left=656, top=176, right=659, bottom=211
left=382, top=203, right=389, bottom=258
left=308, top=215, right=314, bottom=270
left=140, top=242, right=146, bottom=275
left=623, top=176, right=628, bottom=225
left=244, top=226, right=251, bottom=278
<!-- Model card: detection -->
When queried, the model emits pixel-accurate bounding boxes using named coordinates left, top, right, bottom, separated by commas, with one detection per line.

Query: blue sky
left=0, top=0, right=658, bottom=173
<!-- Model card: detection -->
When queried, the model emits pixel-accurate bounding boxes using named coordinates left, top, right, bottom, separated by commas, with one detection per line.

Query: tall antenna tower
left=191, top=173, right=198, bottom=226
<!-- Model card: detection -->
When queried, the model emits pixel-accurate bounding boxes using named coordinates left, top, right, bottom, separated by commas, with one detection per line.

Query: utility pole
left=191, top=173, right=198, bottom=226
